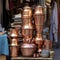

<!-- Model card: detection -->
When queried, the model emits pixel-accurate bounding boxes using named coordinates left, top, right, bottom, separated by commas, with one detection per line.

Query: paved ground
left=53, top=48, right=60, bottom=60
left=53, top=43, right=60, bottom=60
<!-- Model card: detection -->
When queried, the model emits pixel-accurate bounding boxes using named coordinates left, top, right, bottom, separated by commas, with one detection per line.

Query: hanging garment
left=0, top=34, right=9, bottom=56
left=9, top=0, right=14, bottom=10
left=6, top=0, right=9, bottom=10
left=58, top=5, right=60, bottom=33
left=50, top=15, right=53, bottom=41
left=50, top=2, right=58, bottom=42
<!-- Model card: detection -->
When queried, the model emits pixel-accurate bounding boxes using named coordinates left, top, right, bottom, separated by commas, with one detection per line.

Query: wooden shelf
left=11, top=57, right=53, bottom=60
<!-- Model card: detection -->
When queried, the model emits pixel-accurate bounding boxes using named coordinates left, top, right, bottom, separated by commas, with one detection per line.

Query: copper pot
left=20, top=43, right=36, bottom=57
left=10, top=46, right=18, bottom=57
left=34, top=34, right=44, bottom=48
left=10, top=28, right=18, bottom=37
left=44, top=40, right=52, bottom=50
left=22, top=5, right=32, bottom=18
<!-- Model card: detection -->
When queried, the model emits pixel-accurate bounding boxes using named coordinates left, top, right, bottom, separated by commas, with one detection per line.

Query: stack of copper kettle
left=22, top=5, right=33, bottom=43
left=21, top=5, right=37, bottom=57
left=9, top=28, right=19, bottom=57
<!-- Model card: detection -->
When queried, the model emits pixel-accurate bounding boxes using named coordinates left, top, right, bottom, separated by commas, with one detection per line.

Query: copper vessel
left=44, top=40, right=52, bottom=50
left=34, top=5, right=44, bottom=50
left=10, top=28, right=18, bottom=37
left=22, top=18, right=32, bottom=26
left=34, top=34, right=44, bottom=48
left=22, top=5, right=33, bottom=43
left=10, top=46, right=18, bottom=57
left=11, top=38, right=18, bottom=46
left=22, top=29, right=33, bottom=43
left=22, top=23, right=33, bottom=42
left=34, top=5, right=44, bottom=33
left=22, top=5, right=32, bottom=19
left=20, top=43, right=36, bottom=57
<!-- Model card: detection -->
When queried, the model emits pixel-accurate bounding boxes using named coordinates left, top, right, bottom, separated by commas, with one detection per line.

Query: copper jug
left=22, top=24, right=33, bottom=43
left=34, top=5, right=44, bottom=34
left=22, top=5, right=33, bottom=43
left=10, top=46, right=18, bottom=57
left=34, top=5, right=44, bottom=50
left=10, top=28, right=18, bottom=37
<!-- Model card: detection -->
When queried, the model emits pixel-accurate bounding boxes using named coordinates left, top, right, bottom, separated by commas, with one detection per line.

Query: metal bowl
left=20, top=43, right=36, bottom=57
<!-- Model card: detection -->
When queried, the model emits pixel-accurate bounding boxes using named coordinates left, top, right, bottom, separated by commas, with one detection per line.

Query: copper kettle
left=22, top=5, right=33, bottom=43
left=10, top=28, right=18, bottom=37
left=22, top=5, right=32, bottom=19
left=11, top=38, right=18, bottom=46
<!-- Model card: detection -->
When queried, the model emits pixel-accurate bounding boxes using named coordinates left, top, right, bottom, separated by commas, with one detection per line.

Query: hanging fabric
left=9, top=0, right=14, bottom=10
left=6, top=0, right=9, bottom=10
left=50, top=1, right=58, bottom=42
